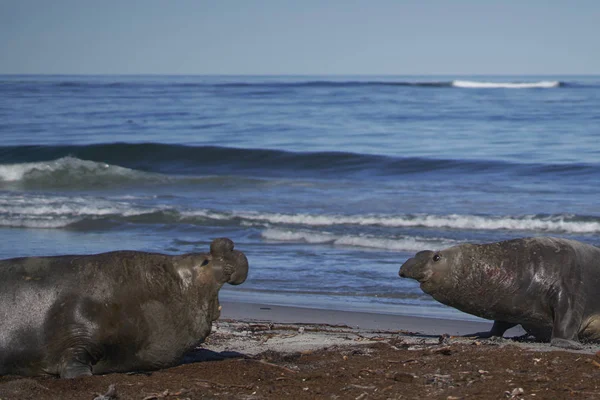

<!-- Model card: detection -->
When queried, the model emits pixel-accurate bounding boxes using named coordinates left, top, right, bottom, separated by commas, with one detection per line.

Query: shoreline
left=216, top=300, right=599, bottom=357
left=220, top=300, right=527, bottom=337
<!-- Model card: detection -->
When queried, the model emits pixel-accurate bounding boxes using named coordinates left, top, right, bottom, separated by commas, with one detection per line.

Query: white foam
left=4, top=198, right=598, bottom=234
left=402, top=214, right=600, bottom=233
left=0, top=164, right=29, bottom=181
left=452, top=80, right=560, bottom=89
left=186, top=210, right=600, bottom=234
left=261, top=228, right=457, bottom=251
left=261, top=228, right=335, bottom=244
left=0, top=217, right=79, bottom=229
left=0, top=157, right=99, bottom=181
left=0, top=193, right=164, bottom=229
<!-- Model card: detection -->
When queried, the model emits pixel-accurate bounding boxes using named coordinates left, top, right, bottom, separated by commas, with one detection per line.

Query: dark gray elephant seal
left=0, top=238, right=248, bottom=378
left=399, top=237, right=600, bottom=350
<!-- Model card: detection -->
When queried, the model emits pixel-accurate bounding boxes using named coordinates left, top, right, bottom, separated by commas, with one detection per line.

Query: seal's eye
left=432, top=254, right=441, bottom=262
left=201, top=259, right=210, bottom=267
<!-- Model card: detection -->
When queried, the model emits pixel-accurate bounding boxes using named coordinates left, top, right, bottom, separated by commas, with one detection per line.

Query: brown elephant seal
left=0, top=238, right=248, bottom=378
left=399, top=237, right=600, bottom=350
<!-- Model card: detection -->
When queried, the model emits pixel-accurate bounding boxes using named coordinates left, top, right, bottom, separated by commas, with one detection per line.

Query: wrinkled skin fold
left=399, top=237, right=600, bottom=350
left=0, top=238, right=249, bottom=378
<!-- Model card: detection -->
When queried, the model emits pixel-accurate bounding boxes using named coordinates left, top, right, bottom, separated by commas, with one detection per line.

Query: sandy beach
left=1, top=301, right=600, bottom=399
left=220, top=301, right=509, bottom=336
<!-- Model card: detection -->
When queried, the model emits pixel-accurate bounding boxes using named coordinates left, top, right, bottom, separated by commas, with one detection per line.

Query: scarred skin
left=399, top=237, right=600, bottom=350
left=0, top=238, right=248, bottom=378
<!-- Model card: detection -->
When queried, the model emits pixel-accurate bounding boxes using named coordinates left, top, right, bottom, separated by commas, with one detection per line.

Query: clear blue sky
left=1, top=0, right=598, bottom=75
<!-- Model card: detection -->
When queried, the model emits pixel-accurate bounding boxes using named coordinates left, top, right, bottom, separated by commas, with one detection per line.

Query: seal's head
left=174, top=238, right=249, bottom=322
left=201, top=238, right=248, bottom=322
left=209, top=237, right=249, bottom=285
left=399, top=249, right=455, bottom=295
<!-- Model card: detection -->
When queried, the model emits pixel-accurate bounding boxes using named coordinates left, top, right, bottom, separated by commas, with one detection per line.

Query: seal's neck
left=428, top=251, right=521, bottom=320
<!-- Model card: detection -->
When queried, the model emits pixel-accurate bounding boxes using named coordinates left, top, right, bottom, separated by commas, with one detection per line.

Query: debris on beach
left=93, top=384, right=117, bottom=400
left=1, top=321, right=599, bottom=400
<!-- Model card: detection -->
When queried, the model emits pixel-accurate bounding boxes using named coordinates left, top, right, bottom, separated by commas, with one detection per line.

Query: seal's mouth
left=418, top=270, right=435, bottom=284
left=211, top=299, right=222, bottom=321
left=417, top=278, right=429, bottom=287
left=410, top=276, right=429, bottom=286
left=400, top=269, right=432, bottom=284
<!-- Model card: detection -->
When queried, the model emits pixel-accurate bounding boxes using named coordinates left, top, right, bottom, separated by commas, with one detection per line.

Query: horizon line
left=1, top=73, right=599, bottom=77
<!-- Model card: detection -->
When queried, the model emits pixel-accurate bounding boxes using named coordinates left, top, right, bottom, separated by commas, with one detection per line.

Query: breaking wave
left=188, top=211, right=600, bottom=234
left=1, top=145, right=598, bottom=187
left=452, top=80, right=561, bottom=89
left=2, top=193, right=600, bottom=235
left=0, top=194, right=164, bottom=229
left=0, top=156, right=168, bottom=187
left=261, top=228, right=459, bottom=251
left=214, top=79, right=563, bottom=89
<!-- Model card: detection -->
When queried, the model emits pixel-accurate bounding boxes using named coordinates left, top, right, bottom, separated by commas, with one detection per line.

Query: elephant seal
left=0, top=238, right=248, bottom=378
left=399, top=237, right=600, bottom=350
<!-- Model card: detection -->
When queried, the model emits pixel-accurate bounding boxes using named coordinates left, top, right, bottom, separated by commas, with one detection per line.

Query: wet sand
left=220, top=300, right=505, bottom=336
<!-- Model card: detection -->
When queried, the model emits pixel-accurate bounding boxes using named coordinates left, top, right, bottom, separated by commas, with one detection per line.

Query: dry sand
left=1, top=301, right=600, bottom=399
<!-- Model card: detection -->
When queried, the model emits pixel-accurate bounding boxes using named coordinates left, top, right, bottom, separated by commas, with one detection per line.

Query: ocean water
left=1, top=75, right=599, bottom=321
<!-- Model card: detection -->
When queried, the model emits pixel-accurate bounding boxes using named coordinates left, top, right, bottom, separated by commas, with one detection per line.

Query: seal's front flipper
left=550, top=290, right=584, bottom=350
left=59, top=352, right=94, bottom=378
left=464, top=320, right=517, bottom=339
left=60, top=361, right=92, bottom=378
left=550, top=337, right=584, bottom=350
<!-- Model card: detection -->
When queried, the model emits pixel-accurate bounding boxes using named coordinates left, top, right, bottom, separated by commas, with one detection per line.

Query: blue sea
left=1, top=75, right=599, bottom=321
